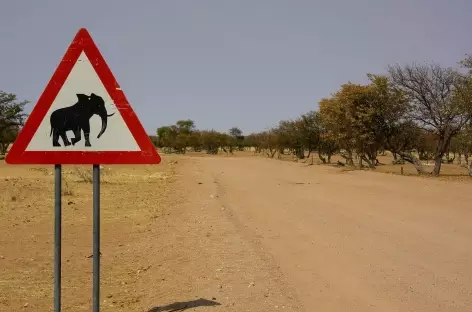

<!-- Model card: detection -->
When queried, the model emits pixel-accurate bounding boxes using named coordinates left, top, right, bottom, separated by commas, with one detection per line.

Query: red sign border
left=6, top=28, right=161, bottom=165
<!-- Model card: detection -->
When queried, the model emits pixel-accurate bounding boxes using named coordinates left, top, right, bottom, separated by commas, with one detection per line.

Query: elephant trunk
left=97, top=114, right=107, bottom=139
left=97, top=108, right=115, bottom=139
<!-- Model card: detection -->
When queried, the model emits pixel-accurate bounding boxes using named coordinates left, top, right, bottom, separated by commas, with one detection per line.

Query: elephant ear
left=76, top=94, right=90, bottom=102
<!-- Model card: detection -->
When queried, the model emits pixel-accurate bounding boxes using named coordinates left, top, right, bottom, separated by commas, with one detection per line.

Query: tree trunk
left=318, top=153, right=327, bottom=164
left=360, top=155, right=376, bottom=169
left=295, top=148, right=305, bottom=159
left=0, top=143, right=7, bottom=155
left=432, top=135, right=453, bottom=176
left=340, top=150, right=354, bottom=166
left=433, top=155, right=442, bottom=175
left=399, top=151, right=425, bottom=175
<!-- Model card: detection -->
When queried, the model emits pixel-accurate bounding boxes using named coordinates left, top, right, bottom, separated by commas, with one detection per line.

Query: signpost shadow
left=147, top=298, right=221, bottom=312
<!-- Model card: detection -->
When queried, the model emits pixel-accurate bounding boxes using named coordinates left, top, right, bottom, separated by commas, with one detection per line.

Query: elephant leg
left=60, top=132, right=71, bottom=146
left=83, top=122, right=91, bottom=147
left=71, top=128, right=82, bottom=145
left=52, top=129, right=61, bottom=147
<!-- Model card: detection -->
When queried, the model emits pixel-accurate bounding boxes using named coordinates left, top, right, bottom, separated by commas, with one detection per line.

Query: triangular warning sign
left=6, top=28, right=161, bottom=165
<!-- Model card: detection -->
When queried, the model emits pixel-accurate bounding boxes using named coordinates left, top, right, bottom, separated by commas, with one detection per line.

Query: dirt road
left=2, top=155, right=472, bottom=311
left=156, top=156, right=472, bottom=312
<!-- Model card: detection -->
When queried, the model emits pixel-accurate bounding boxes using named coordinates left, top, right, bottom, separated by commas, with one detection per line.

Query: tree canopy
left=0, top=91, right=28, bottom=154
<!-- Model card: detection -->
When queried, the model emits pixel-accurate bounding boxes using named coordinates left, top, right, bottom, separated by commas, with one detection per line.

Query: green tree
left=229, top=127, right=245, bottom=151
left=388, top=62, right=472, bottom=176
left=296, top=111, right=321, bottom=159
left=176, top=119, right=195, bottom=134
left=149, top=135, right=159, bottom=148
left=0, top=91, right=28, bottom=154
left=200, top=130, right=221, bottom=154
left=454, top=126, right=472, bottom=176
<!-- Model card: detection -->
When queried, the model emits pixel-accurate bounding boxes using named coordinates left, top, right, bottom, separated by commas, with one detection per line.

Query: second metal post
left=54, top=164, right=62, bottom=312
left=92, top=164, right=100, bottom=312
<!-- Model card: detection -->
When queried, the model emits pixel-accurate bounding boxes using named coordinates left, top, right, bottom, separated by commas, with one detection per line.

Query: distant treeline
left=4, top=56, right=472, bottom=177
left=153, top=56, right=472, bottom=176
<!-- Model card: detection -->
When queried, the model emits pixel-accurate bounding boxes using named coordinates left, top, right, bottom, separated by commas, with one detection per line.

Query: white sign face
left=25, top=52, right=140, bottom=152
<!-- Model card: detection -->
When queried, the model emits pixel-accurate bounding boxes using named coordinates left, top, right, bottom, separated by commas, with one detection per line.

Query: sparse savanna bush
left=152, top=55, right=472, bottom=177
left=4, top=55, right=472, bottom=177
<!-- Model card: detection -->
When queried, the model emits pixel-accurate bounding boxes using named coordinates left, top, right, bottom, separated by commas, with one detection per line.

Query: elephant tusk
left=107, top=113, right=115, bottom=117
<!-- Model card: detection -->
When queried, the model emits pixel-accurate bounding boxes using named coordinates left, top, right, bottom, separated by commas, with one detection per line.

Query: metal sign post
left=54, top=165, right=62, bottom=312
left=5, top=28, right=161, bottom=311
left=92, top=164, right=100, bottom=312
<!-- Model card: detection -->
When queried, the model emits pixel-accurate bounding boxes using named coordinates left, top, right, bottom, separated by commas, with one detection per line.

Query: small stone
left=23, top=303, right=29, bottom=308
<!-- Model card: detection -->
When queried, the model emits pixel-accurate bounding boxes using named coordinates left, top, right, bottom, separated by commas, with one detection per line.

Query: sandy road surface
left=171, top=156, right=472, bottom=312
left=2, top=155, right=472, bottom=311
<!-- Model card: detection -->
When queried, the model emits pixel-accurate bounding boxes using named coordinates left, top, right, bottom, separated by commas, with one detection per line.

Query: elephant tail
left=49, top=127, right=53, bottom=137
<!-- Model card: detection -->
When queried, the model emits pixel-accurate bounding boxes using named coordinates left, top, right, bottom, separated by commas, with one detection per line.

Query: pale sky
left=1, top=0, right=471, bottom=135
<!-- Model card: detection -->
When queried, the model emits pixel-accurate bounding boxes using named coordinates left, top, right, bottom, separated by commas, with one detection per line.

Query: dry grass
left=0, top=158, right=177, bottom=311
left=178, top=150, right=472, bottom=181
left=1, top=148, right=470, bottom=310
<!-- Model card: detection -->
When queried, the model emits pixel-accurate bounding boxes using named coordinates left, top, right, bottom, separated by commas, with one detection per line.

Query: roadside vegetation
left=4, top=56, right=472, bottom=176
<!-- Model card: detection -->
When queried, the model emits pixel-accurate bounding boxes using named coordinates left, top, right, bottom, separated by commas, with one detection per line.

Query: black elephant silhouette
left=49, top=93, right=115, bottom=147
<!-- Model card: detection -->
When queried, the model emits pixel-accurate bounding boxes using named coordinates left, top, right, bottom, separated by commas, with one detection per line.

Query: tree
left=176, top=119, right=195, bottom=134
left=156, top=120, right=197, bottom=153
left=187, top=131, right=203, bottom=152
left=229, top=127, right=245, bottom=151
left=296, top=111, right=321, bottom=159
left=229, top=127, right=242, bottom=138
left=336, top=82, right=382, bottom=168
left=274, top=120, right=304, bottom=159
left=364, top=74, right=427, bottom=173
left=0, top=91, right=28, bottom=154
left=319, top=83, right=375, bottom=166
left=454, top=126, right=472, bottom=176
left=156, top=126, right=175, bottom=152
left=0, top=127, right=19, bottom=154
left=149, top=135, right=159, bottom=147
left=200, top=130, right=221, bottom=154
left=319, top=95, right=355, bottom=166
left=387, top=62, right=472, bottom=176
left=245, top=132, right=265, bottom=154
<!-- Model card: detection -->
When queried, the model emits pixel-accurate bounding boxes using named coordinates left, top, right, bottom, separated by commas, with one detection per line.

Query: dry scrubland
left=0, top=159, right=177, bottom=311
left=1, top=151, right=472, bottom=311
left=185, top=150, right=472, bottom=181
